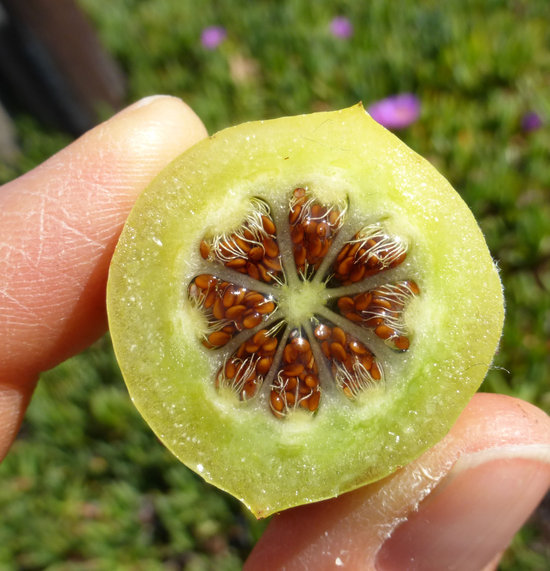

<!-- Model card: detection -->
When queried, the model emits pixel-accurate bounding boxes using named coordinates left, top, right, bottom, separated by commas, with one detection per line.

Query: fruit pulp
left=107, top=104, right=504, bottom=517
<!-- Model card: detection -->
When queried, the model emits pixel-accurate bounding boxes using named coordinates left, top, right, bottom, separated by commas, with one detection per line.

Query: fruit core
left=188, top=187, right=419, bottom=418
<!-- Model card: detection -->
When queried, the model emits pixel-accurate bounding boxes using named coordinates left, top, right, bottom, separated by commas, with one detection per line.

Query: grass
left=1, top=0, right=549, bottom=568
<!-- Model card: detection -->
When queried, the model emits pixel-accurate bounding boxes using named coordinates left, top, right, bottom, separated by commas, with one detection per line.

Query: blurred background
left=0, top=0, right=549, bottom=568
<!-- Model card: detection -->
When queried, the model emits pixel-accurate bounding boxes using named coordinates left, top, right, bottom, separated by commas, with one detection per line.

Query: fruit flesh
left=107, top=104, right=504, bottom=517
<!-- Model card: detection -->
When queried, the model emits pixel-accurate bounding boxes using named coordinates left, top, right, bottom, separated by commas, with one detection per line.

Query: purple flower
left=367, top=93, right=421, bottom=130
left=521, top=112, right=543, bottom=132
left=330, top=16, right=353, bottom=39
left=201, top=26, right=226, bottom=50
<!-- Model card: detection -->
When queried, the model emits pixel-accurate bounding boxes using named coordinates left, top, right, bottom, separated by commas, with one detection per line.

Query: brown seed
left=343, top=386, right=353, bottom=399
left=321, top=341, right=331, bottom=358
left=253, top=329, right=269, bottom=345
left=337, top=296, right=354, bottom=313
left=292, top=337, right=310, bottom=353
left=364, top=316, right=383, bottom=327
left=304, top=374, right=318, bottom=388
left=258, top=263, right=273, bottom=282
left=261, top=338, right=278, bottom=354
left=204, top=289, right=216, bottom=309
left=226, top=257, right=247, bottom=269
left=263, top=237, right=279, bottom=258
left=330, top=342, right=347, bottom=362
left=294, top=245, right=307, bottom=267
left=375, top=324, right=395, bottom=340
left=208, top=331, right=231, bottom=347
left=336, top=242, right=351, bottom=263
left=308, top=352, right=316, bottom=371
left=234, top=236, right=250, bottom=253
left=248, top=246, right=264, bottom=261
left=311, top=204, right=323, bottom=218
left=285, top=377, right=298, bottom=391
left=328, top=210, right=340, bottom=226
left=317, top=221, right=329, bottom=238
left=319, top=240, right=331, bottom=259
left=263, top=256, right=282, bottom=272
left=294, top=187, right=306, bottom=199
left=270, top=391, right=285, bottom=412
left=314, top=324, right=331, bottom=340
left=195, top=274, right=215, bottom=290
left=222, top=288, right=236, bottom=308
left=394, top=336, right=410, bottom=351
left=233, top=288, right=246, bottom=304
left=213, top=298, right=225, bottom=320
left=285, top=391, right=296, bottom=405
left=256, top=300, right=275, bottom=315
left=394, top=252, right=407, bottom=265
left=361, top=353, right=373, bottom=370
left=308, top=390, right=321, bottom=411
left=245, top=341, right=260, bottom=353
left=370, top=361, right=382, bottom=380
left=244, top=292, right=264, bottom=306
left=246, top=262, right=260, bottom=280
left=284, top=362, right=304, bottom=377
left=345, top=312, right=363, bottom=323
left=199, top=241, right=210, bottom=260
left=349, top=264, right=366, bottom=283
left=289, top=205, right=302, bottom=225
left=354, top=292, right=372, bottom=311
left=372, top=297, right=392, bottom=310
left=262, top=215, right=276, bottom=235
left=332, top=326, right=347, bottom=346
left=256, top=357, right=272, bottom=375
left=349, top=339, right=368, bottom=355
left=243, top=312, right=262, bottom=329
left=291, top=224, right=304, bottom=244
left=304, top=219, right=317, bottom=236
left=308, top=236, right=322, bottom=258
left=367, top=254, right=381, bottom=269
left=407, top=280, right=420, bottom=295
left=224, top=360, right=237, bottom=379
left=225, top=304, right=246, bottom=320
left=242, top=381, right=257, bottom=400
left=337, top=256, right=354, bottom=278
left=283, top=344, right=297, bottom=364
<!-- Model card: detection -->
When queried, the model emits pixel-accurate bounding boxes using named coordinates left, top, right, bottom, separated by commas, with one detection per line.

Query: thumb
left=245, top=393, right=550, bottom=570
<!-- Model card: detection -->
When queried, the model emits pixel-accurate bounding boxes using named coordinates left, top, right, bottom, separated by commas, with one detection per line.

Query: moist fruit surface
left=107, top=105, right=504, bottom=517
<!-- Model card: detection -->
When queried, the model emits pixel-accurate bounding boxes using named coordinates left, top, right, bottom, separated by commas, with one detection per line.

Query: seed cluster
left=200, top=198, right=282, bottom=284
left=270, top=333, right=321, bottom=416
left=331, top=225, right=407, bottom=285
left=314, top=323, right=382, bottom=398
left=188, top=191, right=420, bottom=419
left=189, top=274, right=276, bottom=349
left=336, top=280, right=419, bottom=351
left=217, top=329, right=279, bottom=401
left=289, top=187, right=346, bottom=277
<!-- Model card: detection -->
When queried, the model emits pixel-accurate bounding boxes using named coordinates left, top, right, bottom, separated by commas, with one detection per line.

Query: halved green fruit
left=107, top=104, right=504, bottom=518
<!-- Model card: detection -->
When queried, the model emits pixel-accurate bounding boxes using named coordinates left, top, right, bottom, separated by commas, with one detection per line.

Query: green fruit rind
left=107, top=104, right=504, bottom=517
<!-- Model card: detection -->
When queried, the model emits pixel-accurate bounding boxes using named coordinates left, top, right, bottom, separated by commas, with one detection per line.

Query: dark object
left=0, top=0, right=125, bottom=135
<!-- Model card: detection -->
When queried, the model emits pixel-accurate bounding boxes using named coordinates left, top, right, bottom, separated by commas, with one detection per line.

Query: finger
left=0, top=96, right=207, bottom=460
left=245, top=393, right=550, bottom=571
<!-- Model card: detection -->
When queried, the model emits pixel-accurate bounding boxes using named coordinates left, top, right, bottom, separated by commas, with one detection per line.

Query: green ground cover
left=1, top=0, right=549, bottom=568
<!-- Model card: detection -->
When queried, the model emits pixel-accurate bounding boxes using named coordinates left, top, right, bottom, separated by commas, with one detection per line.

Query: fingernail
left=125, top=94, right=173, bottom=110
left=375, top=455, right=550, bottom=571
left=109, top=95, right=177, bottom=119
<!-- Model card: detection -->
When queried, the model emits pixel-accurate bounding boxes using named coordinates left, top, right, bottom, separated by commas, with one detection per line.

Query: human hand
left=1, top=96, right=549, bottom=570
